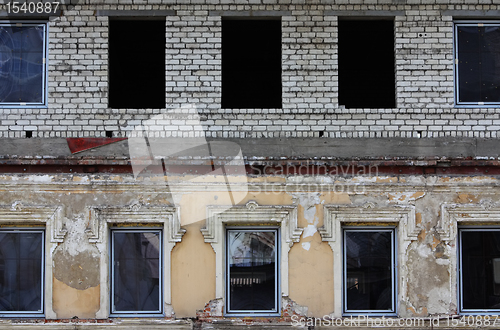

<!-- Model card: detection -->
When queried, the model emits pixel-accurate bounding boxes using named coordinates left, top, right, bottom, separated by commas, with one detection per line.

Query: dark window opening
left=222, top=19, right=282, bottom=109
left=0, top=230, right=44, bottom=315
left=226, top=228, right=279, bottom=315
left=25, top=131, right=32, bottom=138
left=338, top=20, right=396, bottom=109
left=455, top=23, right=500, bottom=106
left=106, top=131, right=113, bottom=138
left=343, top=228, right=395, bottom=314
left=460, top=229, right=500, bottom=311
left=108, top=20, right=165, bottom=109
left=111, top=230, right=162, bottom=315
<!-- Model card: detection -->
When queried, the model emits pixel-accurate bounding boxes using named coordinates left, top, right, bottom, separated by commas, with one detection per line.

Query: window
left=459, top=228, right=500, bottom=313
left=454, top=22, right=500, bottom=106
left=0, top=229, right=44, bottom=316
left=338, top=20, right=395, bottom=109
left=226, top=227, right=279, bottom=316
left=108, top=19, right=165, bottom=109
left=0, top=22, right=48, bottom=107
left=222, top=19, right=282, bottom=109
left=343, top=227, right=396, bottom=315
left=110, top=228, right=162, bottom=316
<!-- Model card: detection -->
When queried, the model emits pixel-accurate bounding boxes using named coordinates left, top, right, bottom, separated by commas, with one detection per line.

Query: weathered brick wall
left=1, top=1, right=499, bottom=138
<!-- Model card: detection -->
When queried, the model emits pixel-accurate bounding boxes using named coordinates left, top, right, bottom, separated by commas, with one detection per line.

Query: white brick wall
left=0, top=1, right=499, bottom=138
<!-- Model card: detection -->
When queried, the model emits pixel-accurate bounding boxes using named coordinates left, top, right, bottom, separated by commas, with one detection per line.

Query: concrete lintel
left=96, top=10, right=176, bottom=17
left=210, top=10, right=292, bottom=17
left=325, top=10, right=405, bottom=16
left=442, top=10, right=500, bottom=17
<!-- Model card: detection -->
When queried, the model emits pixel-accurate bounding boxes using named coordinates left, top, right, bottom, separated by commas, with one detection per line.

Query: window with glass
left=110, top=229, right=162, bottom=316
left=459, top=228, right=500, bottom=313
left=343, top=228, right=396, bottom=315
left=0, top=22, right=48, bottom=107
left=454, top=22, right=500, bottom=106
left=225, top=228, right=279, bottom=316
left=0, top=229, right=44, bottom=316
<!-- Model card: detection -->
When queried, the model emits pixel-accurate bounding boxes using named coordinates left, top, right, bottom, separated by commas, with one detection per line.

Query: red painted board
left=66, top=138, right=127, bottom=154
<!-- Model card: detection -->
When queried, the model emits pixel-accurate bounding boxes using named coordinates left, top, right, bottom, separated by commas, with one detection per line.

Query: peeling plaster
left=388, top=191, right=426, bottom=204
left=301, top=242, right=310, bottom=251
left=302, top=224, right=317, bottom=238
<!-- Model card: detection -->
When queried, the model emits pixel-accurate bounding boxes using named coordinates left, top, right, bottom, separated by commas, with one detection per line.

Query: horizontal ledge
left=96, top=10, right=176, bottom=17
left=443, top=10, right=500, bottom=17
left=325, top=10, right=405, bottom=16
left=210, top=10, right=292, bottom=17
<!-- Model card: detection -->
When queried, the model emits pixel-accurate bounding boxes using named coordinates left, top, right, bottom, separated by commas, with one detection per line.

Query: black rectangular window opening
left=459, top=228, right=500, bottom=313
left=111, top=229, right=162, bottom=316
left=225, top=228, right=279, bottom=316
left=343, top=228, right=396, bottom=315
left=0, top=229, right=44, bottom=316
left=454, top=22, right=500, bottom=107
left=222, top=19, right=282, bottom=109
left=108, top=19, right=166, bottom=109
left=338, top=19, right=396, bottom=109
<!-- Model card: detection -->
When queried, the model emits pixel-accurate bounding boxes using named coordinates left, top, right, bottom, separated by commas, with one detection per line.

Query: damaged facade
left=0, top=0, right=500, bottom=328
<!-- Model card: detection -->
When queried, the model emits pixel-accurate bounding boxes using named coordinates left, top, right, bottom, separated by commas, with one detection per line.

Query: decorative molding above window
left=319, top=202, right=416, bottom=318
left=201, top=201, right=301, bottom=313
left=90, top=204, right=184, bottom=318
left=319, top=202, right=418, bottom=242
left=0, top=203, right=63, bottom=319
left=439, top=203, right=500, bottom=241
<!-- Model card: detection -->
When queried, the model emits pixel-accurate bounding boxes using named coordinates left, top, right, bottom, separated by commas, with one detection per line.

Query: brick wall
left=1, top=1, right=499, bottom=138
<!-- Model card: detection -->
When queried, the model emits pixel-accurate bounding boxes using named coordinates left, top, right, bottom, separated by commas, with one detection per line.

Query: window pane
left=0, top=231, right=43, bottom=313
left=457, top=24, right=500, bottom=104
left=461, top=230, right=500, bottom=310
left=112, top=231, right=161, bottom=313
left=344, top=230, right=394, bottom=312
left=0, top=24, right=44, bottom=104
left=227, top=230, right=277, bottom=312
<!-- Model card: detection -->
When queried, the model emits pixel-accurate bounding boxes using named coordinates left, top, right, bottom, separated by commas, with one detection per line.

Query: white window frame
left=453, top=21, right=500, bottom=108
left=319, top=203, right=417, bottom=317
left=89, top=204, right=184, bottom=318
left=225, top=226, right=280, bottom=316
left=110, top=227, right=163, bottom=317
left=0, top=21, right=49, bottom=108
left=201, top=201, right=302, bottom=317
left=342, top=226, right=397, bottom=316
left=0, top=204, right=62, bottom=319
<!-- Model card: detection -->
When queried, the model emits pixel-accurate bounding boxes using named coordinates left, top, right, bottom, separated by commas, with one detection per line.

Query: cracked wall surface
left=0, top=173, right=495, bottom=321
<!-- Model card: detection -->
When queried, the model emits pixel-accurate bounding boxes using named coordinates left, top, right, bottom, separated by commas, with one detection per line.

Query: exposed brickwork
left=0, top=1, right=499, bottom=138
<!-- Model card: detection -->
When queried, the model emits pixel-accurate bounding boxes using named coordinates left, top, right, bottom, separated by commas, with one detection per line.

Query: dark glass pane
left=0, top=25, right=44, bottom=103
left=112, top=231, right=161, bottom=313
left=0, top=231, right=43, bottom=312
left=345, top=230, right=393, bottom=311
left=222, top=20, right=282, bottom=109
left=457, top=25, right=500, bottom=103
left=461, top=230, right=500, bottom=310
left=227, top=230, right=276, bottom=312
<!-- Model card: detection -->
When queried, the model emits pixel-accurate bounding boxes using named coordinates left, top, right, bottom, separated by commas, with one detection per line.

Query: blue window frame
left=225, top=227, right=280, bottom=316
left=0, top=229, right=44, bottom=317
left=454, top=21, right=500, bottom=107
left=0, top=22, right=48, bottom=107
left=459, top=228, right=500, bottom=314
left=110, top=229, right=163, bottom=316
left=343, top=227, right=396, bottom=316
